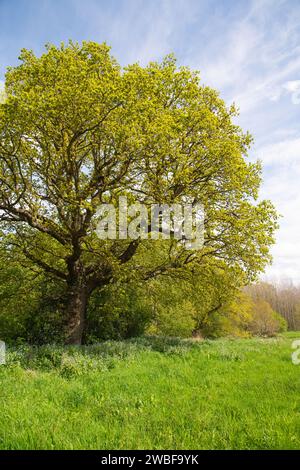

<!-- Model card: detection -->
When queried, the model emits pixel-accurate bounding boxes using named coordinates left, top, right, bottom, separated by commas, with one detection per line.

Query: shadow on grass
left=5, top=335, right=283, bottom=376
left=4, top=336, right=205, bottom=377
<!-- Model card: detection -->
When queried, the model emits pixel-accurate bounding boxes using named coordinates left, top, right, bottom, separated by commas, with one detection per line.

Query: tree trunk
left=65, top=285, right=88, bottom=345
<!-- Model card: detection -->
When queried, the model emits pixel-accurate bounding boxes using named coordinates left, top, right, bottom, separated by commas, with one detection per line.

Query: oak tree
left=0, top=42, right=278, bottom=344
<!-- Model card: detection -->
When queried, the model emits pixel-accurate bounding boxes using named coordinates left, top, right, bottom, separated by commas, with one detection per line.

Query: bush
left=201, top=294, right=287, bottom=338
left=85, top=284, right=152, bottom=342
left=248, top=300, right=287, bottom=337
left=148, top=300, right=197, bottom=338
left=0, top=271, right=66, bottom=344
left=202, top=292, right=253, bottom=338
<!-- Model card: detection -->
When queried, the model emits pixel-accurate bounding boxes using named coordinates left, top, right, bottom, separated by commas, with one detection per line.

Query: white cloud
left=282, top=80, right=300, bottom=104
left=187, top=0, right=300, bottom=117
left=283, top=80, right=300, bottom=92
left=257, top=136, right=300, bottom=284
left=72, top=0, right=200, bottom=66
left=257, top=138, right=300, bottom=166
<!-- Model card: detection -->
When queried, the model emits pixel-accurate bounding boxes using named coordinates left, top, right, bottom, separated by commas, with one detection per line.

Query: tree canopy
left=0, top=41, right=278, bottom=343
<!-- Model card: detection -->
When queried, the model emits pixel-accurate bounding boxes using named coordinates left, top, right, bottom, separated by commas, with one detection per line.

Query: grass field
left=0, top=332, right=299, bottom=450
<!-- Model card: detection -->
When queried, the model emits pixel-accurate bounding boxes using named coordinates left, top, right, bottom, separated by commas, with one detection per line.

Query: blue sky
left=0, top=0, right=300, bottom=283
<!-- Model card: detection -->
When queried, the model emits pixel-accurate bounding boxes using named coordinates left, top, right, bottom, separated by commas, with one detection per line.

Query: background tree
left=202, top=291, right=255, bottom=338
left=245, top=281, right=300, bottom=330
left=248, top=299, right=287, bottom=337
left=0, top=41, right=278, bottom=344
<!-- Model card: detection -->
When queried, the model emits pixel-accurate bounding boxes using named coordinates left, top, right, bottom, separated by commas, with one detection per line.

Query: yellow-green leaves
left=0, top=41, right=278, bottom=288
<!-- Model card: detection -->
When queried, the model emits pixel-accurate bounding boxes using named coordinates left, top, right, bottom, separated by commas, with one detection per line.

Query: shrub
left=202, top=294, right=287, bottom=338
left=202, top=292, right=254, bottom=338
left=86, top=284, right=152, bottom=342
left=148, top=300, right=197, bottom=338
left=248, top=300, right=287, bottom=336
left=0, top=271, right=66, bottom=344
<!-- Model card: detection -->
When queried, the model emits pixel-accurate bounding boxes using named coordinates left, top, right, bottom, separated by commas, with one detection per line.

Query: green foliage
left=86, top=283, right=152, bottom=341
left=0, top=250, right=66, bottom=344
left=273, top=311, right=288, bottom=333
left=23, top=278, right=66, bottom=344
left=248, top=300, right=287, bottom=337
left=0, top=246, right=287, bottom=343
left=149, top=300, right=197, bottom=338
left=202, top=292, right=254, bottom=338
left=245, top=282, right=300, bottom=331
left=0, top=41, right=278, bottom=344
left=0, top=261, right=35, bottom=342
left=202, top=293, right=287, bottom=338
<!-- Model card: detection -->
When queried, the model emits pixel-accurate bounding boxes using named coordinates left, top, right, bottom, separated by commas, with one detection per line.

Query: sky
left=0, top=0, right=299, bottom=283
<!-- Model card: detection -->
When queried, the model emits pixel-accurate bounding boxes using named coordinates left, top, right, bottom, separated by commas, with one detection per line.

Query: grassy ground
left=0, top=332, right=299, bottom=450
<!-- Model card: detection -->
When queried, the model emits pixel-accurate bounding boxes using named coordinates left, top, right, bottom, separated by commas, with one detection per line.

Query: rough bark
left=65, top=284, right=88, bottom=345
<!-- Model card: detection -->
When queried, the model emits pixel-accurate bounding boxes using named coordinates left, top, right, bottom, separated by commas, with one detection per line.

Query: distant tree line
left=245, top=282, right=300, bottom=331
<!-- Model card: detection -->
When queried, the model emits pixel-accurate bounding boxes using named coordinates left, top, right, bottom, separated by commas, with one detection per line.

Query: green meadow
left=0, top=332, right=299, bottom=450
